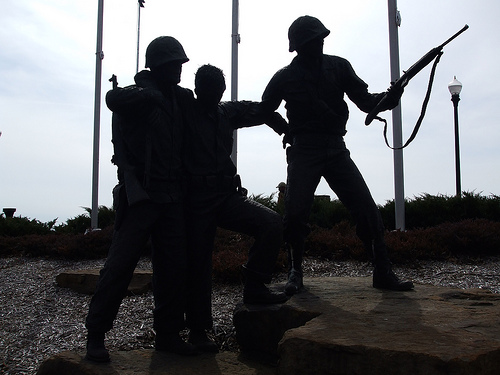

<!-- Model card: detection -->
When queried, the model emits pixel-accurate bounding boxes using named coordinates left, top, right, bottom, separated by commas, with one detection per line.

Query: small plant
left=0, top=215, right=57, bottom=237
left=55, top=206, right=116, bottom=234
left=249, top=193, right=277, bottom=211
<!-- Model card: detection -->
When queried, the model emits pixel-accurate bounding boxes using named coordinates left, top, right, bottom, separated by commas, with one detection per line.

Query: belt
left=293, top=133, right=345, bottom=147
left=187, top=174, right=237, bottom=190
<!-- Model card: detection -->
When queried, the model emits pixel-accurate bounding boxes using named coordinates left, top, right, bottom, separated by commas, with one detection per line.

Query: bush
left=249, top=193, right=277, bottom=211
left=55, top=206, right=116, bottom=234
left=380, top=191, right=500, bottom=230
left=309, top=197, right=353, bottom=228
left=0, top=226, right=114, bottom=259
left=0, top=216, right=56, bottom=236
left=1, top=192, right=499, bottom=283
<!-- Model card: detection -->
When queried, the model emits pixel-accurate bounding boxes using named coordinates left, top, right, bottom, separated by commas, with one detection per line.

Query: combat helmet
left=288, top=16, right=330, bottom=52
left=145, top=36, right=189, bottom=69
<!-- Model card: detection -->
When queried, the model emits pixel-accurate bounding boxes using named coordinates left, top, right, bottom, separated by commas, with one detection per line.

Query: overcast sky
left=1, top=0, right=499, bottom=225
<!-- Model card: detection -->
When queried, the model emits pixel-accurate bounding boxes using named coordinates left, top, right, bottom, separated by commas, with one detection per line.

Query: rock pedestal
left=36, top=350, right=274, bottom=375
left=39, top=276, right=500, bottom=374
left=234, top=277, right=500, bottom=375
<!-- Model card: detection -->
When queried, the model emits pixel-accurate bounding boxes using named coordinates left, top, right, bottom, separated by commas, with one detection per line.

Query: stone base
left=36, top=349, right=274, bottom=375
left=234, top=277, right=500, bottom=375
left=39, top=276, right=500, bottom=374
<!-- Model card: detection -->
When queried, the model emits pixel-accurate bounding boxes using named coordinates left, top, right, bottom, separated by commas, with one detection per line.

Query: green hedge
left=1, top=192, right=499, bottom=279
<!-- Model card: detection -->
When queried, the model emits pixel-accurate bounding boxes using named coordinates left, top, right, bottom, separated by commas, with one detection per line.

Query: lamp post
left=448, top=76, right=462, bottom=198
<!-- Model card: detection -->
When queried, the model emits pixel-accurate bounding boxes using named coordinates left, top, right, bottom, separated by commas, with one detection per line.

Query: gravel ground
left=1, top=256, right=499, bottom=374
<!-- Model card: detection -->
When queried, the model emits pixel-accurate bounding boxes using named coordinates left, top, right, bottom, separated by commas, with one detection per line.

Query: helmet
left=288, top=16, right=330, bottom=52
left=145, top=36, right=189, bottom=69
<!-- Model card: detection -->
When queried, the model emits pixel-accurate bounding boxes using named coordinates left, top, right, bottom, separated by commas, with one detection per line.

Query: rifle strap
left=377, top=51, right=444, bottom=150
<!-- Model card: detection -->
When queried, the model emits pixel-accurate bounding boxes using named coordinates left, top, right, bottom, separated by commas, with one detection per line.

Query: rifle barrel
left=440, top=24, right=469, bottom=49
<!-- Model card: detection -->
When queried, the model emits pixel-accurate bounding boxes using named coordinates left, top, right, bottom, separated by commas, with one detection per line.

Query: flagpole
left=387, top=0, right=405, bottom=230
left=91, top=0, right=104, bottom=230
left=136, top=1, right=142, bottom=73
left=230, top=0, right=240, bottom=166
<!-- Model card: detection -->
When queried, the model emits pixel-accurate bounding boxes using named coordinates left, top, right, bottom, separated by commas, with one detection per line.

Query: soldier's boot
left=368, top=238, right=414, bottom=291
left=373, top=265, right=414, bottom=291
left=85, top=331, right=110, bottom=363
left=242, top=266, right=288, bottom=305
left=284, top=243, right=304, bottom=295
left=243, top=279, right=288, bottom=304
left=155, top=331, right=199, bottom=356
left=188, top=329, right=219, bottom=353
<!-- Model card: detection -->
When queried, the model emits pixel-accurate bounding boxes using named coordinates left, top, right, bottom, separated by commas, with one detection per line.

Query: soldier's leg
left=218, top=192, right=287, bottom=304
left=283, top=146, right=323, bottom=294
left=323, top=148, right=413, bottom=291
left=85, top=199, right=156, bottom=362
left=150, top=202, right=198, bottom=355
left=184, top=193, right=219, bottom=352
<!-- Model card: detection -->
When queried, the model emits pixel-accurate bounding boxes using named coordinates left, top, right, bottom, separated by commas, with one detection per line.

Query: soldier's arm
left=340, top=58, right=389, bottom=114
left=105, top=86, right=161, bottom=114
left=223, top=100, right=288, bottom=135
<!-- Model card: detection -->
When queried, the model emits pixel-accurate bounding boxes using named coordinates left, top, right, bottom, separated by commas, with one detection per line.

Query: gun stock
left=365, top=24, right=468, bottom=126
left=109, top=74, right=118, bottom=89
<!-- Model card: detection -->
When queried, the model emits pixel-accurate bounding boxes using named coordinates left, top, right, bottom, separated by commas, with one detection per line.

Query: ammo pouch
left=232, top=174, right=248, bottom=197
left=112, top=183, right=124, bottom=210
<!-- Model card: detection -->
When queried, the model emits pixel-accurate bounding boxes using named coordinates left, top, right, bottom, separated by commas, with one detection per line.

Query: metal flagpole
left=387, top=0, right=405, bottom=230
left=91, top=0, right=104, bottom=230
left=230, top=0, right=240, bottom=166
left=136, top=0, right=144, bottom=73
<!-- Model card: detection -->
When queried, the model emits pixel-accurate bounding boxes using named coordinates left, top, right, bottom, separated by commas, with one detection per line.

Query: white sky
left=1, top=0, right=499, bottom=225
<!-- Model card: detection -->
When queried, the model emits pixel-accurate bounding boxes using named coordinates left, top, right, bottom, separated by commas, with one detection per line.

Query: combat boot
left=368, top=238, right=414, bottom=291
left=243, top=279, right=288, bottom=305
left=155, top=331, right=199, bottom=356
left=284, top=268, right=303, bottom=295
left=85, top=331, right=110, bottom=363
left=284, top=242, right=304, bottom=295
left=188, top=329, right=219, bottom=353
left=373, top=266, right=414, bottom=291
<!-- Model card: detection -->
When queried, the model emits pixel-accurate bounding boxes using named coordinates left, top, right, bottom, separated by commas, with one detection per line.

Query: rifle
left=109, top=74, right=118, bottom=89
left=365, top=24, right=469, bottom=127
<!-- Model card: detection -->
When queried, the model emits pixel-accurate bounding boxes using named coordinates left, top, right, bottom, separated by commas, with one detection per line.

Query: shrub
left=309, top=197, right=353, bottom=228
left=302, top=219, right=500, bottom=265
left=0, top=216, right=57, bottom=236
left=55, top=206, right=116, bottom=234
left=380, top=191, right=500, bottom=230
left=1, top=193, right=500, bottom=283
left=0, top=227, right=114, bottom=259
left=249, top=193, right=277, bottom=211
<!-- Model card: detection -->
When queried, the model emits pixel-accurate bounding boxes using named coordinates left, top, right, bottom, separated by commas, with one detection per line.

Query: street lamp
left=448, top=76, right=462, bottom=198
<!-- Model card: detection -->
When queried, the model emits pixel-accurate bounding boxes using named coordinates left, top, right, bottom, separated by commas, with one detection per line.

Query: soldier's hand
left=384, top=83, right=404, bottom=110
left=282, top=132, right=293, bottom=149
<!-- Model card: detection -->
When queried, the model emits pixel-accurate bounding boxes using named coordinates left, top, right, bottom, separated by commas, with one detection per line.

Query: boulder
left=56, top=269, right=152, bottom=295
left=39, top=276, right=500, bottom=374
left=233, top=277, right=500, bottom=375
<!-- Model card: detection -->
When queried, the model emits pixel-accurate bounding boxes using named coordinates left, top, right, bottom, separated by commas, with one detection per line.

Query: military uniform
left=85, top=36, right=198, bottom=362
left=261, top=16, right=413, bottom=294
left=183, top=97, right=288, bottom=331
left=86, top=69, right=193, bottom=336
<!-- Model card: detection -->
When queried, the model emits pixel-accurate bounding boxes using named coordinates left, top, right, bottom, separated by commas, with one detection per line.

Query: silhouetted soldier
left=260, top=16, right=414, bottom=295
left=183, top=64, right=288, bottom=352
left=85, top=36, right=197, bottom=362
